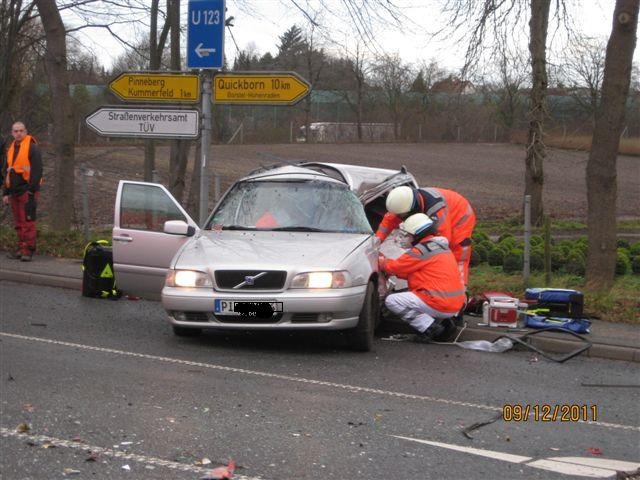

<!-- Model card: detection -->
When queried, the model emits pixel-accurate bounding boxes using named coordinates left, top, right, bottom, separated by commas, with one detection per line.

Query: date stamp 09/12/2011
left=502, top=404, right=598, bottom=422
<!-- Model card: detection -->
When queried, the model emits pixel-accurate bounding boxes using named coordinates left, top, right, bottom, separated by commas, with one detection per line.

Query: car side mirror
left=164, top=220, right=196, bottom=237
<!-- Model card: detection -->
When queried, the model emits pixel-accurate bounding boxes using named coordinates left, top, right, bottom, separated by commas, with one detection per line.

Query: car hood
left=175, top=231, right=372, bottom=270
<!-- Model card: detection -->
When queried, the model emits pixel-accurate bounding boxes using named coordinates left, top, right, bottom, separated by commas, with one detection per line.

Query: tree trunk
left=35, top=0, right=74, bottom=230
left=525, top=0, right=550, bottom=226
left=186, top=141, right=202, bottom=218
left=167, top=0, right=189, bottom=201
left=586, top=0, right=638, bottom=291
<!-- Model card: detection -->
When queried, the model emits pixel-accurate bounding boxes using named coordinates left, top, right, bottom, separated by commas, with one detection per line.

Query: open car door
left=112, top=181, right=199, bottom=299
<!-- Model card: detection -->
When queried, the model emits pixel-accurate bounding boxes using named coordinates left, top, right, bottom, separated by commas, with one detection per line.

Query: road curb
left=0, top=269, right=82, bottom=292
left=1, top=267, right=638, bottom=363
left=458, top=325, right=639, bottom=363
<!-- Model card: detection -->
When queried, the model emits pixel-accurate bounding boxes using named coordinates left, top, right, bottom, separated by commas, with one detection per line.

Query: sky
left=68, top=0, right=637, bottom=74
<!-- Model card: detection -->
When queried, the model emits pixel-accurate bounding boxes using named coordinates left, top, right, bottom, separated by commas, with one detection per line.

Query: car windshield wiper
left=270, top=226, right=325, bottom=232
left=221, top=225, right=257, bottom=230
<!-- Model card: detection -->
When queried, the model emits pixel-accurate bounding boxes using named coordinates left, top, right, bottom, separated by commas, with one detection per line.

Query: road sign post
left=199, top=72, right=212, bottom=226
left=213, top=72, right=311, bottom=105
left=109, top=73, right=200, bottom=103
left=85, top=107, right=199, bottom=139
left=187, top=0, right=225, bottom=70
left=188, top=0, right=225, bottom=224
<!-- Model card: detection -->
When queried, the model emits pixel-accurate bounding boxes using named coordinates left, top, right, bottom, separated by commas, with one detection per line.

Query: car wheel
left=348, top=282, right=379, bottom=352
left=172, top=326, right=202, bottom=337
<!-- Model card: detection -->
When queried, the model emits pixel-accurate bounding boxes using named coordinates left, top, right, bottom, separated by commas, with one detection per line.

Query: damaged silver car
left=112, top=162, right=416, bottom=351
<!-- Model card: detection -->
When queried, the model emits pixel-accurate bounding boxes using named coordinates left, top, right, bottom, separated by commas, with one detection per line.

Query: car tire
left=348, top=282, right=379, bottom=352
left=172, top=326, right=202, bottom=337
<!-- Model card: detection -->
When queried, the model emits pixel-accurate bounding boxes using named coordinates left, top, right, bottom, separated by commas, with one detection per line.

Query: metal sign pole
left=199, top=70, right=212, bottom=225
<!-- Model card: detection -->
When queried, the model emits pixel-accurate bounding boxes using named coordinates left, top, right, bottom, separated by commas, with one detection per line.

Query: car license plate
left=214, top=299, right=283, bottom=317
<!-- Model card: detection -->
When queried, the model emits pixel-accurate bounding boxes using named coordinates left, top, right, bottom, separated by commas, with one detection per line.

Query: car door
left=112, top=181, right=199, bottom=299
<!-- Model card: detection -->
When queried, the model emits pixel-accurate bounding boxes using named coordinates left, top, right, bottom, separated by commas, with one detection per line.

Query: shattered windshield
left=207, top=180, right=373, bottom=234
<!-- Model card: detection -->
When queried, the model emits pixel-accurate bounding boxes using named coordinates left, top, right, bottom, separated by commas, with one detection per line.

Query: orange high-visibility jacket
left=380, top=236, right=466, bottom=314
left=376, top=187, right=474, bottom=246
left=5, top=135, right=37, bottom=187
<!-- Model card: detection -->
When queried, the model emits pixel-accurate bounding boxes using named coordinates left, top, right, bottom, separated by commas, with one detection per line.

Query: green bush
left=488, top=247, right=505, bottom=266
left=470, top=248, right=481, bottom=267
left=617, top=239, right=631, bottom=250
left=474, top=243, right=489, bottom=263
left=503, top=249, right=524, bottom=274
left=630, top=242, right=640, bottom=257
left=472, top=231, right=490, bottom=244
left=530, top=235, right=544, bottom=247
left=551, top=247, right=565, bottom=271
left=564, top=251, right=586, bottom=276
left=632, top=255, right=640, bottom=275
left=616, top=251, right=631, bottom=275
left=530, top=251, right=545, bottom=271
left=498, top=233, right=515, bottom=244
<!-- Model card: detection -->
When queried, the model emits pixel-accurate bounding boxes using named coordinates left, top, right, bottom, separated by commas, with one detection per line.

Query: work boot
left=20, top=253, right=32, bottom=262
left=413, top=323, right=445, bottom=343
left=6, top=251, right=21, bottom=260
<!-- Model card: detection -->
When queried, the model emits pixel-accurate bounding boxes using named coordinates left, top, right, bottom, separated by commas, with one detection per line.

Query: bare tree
left=371, top=53, right=412, bottom=140
left=342, top=43, right=371, bottom=141
left=586, top=0, right=638, bottom=291
left=561, top=36, right=607, bottom=123
left=301, top=19, right=326, bottom=143
left=35, top=0, right=75, bottom=230
left=0, top=1, right=40, bottom=133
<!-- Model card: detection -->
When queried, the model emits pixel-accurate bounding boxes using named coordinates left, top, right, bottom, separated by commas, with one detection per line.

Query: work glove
left=25, top=193, right=36, bottom=221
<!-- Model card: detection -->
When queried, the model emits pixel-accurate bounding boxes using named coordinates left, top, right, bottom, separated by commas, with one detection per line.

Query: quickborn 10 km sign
left=85, top=107, right=199, bottom=139
left=214, top=72, right=310, bottom=105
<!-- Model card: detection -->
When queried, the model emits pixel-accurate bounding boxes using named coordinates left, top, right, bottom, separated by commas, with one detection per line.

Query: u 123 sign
left=187, top=0, right=225, bottom=69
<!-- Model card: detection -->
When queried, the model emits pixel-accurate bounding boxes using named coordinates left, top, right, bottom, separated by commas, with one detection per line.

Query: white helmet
left=400, top=213, right=434, bottom=237
left=386, top=186, right=415, bottom=215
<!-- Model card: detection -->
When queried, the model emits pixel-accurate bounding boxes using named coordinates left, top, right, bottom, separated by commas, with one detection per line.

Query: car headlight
left=290, top=271, right=351, bottom=289
left=165, top=270, right=212, bottom=288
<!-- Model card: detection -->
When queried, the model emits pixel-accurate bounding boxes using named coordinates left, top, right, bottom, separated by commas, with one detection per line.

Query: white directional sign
left=85, top=107, right=199, bottom=139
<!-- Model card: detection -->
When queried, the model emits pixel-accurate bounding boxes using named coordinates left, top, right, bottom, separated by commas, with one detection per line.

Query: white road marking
left=392, top=435, right=640, bottom=479
left=0, top=427, right=261, bottom=480
left=525, top=459, right=617, bottom=478
left=548, top=457, right=640, bottom=471
left=391, top=436, right=533, bottom=463
left=1, top=331, right=638, bottom=433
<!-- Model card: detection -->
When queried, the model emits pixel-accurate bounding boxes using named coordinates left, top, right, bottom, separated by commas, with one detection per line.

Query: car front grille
left=214, top=270, right=287, bottom=290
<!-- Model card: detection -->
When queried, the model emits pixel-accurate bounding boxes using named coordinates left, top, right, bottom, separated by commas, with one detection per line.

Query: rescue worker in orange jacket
left=2, top=122, right=43, bottom=261
left=376, top=186, right=475, bottom=286
left=379, top=213, right=465, bottom=341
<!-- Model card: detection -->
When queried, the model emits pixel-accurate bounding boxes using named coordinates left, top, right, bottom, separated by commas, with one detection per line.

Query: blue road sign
left=187, top=0, right=225, bottom=69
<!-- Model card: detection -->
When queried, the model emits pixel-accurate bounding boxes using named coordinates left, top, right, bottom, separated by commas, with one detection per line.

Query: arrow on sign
left=195, top=43, right=216, bottom=58
left=85, top=107, right=199, bottom=139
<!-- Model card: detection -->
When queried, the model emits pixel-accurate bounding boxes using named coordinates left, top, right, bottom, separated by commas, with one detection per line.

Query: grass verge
left=469, top=264, right=640, bottom=324
left=1, top=225, right=112, bottom=258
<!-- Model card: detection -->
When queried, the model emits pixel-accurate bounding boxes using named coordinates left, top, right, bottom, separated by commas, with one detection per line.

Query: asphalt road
left=1, top=281, right=639, bottom=480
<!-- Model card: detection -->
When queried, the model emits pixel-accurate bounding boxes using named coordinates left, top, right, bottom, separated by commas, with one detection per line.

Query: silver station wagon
left=112, top=162, right=417, bottom=351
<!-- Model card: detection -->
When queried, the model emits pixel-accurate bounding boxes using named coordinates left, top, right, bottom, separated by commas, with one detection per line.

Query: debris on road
left=588, top=448, right=604, bottom=455
left=16, top=423, right=30, bottom=433
left=461, top=413, right=503, bottom=439
left=201, top=459, right=236, bottom=480
left=122, top=464, right=131, bottom=471
left=195, top=458, right=212, bottom=466
left=63, top=468, right=81, bottom=475
left=22, top=404, right=35, bottom=412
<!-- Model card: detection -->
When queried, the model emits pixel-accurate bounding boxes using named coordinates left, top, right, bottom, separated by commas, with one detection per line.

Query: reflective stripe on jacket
left=5, top=135, right=35, bottom=187
left=380, top=235, right=466, bottom=313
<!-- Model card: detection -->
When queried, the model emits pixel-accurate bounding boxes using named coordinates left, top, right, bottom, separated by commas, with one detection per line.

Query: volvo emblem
left=233, top=272, right=267, bottom=289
